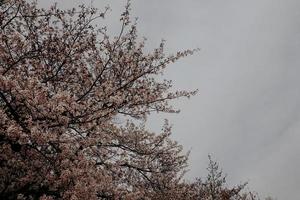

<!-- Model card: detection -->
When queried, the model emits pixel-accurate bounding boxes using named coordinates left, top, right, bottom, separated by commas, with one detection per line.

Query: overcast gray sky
left=39, top=1, right=300, bottom=199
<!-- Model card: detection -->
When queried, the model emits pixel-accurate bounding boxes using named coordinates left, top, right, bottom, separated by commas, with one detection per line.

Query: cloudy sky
left=39, top=1, right=300, bottom=199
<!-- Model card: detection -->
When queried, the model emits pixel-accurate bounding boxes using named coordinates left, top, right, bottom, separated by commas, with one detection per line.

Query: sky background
left=39, top=1, right=300, bottom=199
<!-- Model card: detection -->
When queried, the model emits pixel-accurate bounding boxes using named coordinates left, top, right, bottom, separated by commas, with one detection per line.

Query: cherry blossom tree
left=0, top=0, right=199, bottom=199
